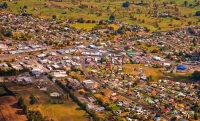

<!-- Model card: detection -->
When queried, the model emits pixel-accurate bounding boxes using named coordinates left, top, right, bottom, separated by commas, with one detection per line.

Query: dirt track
left=0, top=96, right=27, bottom=121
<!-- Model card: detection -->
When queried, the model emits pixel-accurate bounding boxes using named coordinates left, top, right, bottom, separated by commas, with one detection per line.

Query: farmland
left=0, top=82, right=89, bottom=121
left=1, top=0, right=199, bottom=31
left=0, top=96, right=28, bottom=121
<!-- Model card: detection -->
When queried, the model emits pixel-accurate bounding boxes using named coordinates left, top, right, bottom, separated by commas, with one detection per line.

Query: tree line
left=0, top=67, right=29, bottom=76
left=18, top=97, right=52, bottom=121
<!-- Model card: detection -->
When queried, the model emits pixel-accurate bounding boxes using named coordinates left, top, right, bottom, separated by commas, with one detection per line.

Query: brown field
left=0, top=96, right=27, bottom=121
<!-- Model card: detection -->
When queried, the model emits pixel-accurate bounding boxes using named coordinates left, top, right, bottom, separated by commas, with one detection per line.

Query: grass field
left=1, top=0, right=199, bottom=31
left=123, top=64, right=165, bottom=81
left=40, top=103, right=89, bottom=121
left=123, top=64, right=193, bottom=82
left=0, top=96, right=28, bottom=121
left=70, top=23, right=97, bottom=30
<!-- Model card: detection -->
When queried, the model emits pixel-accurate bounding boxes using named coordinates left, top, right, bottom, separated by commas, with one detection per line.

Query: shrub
left=195, top=11, right=200, bottom=16
left=122, top=1, right=130, bottom=8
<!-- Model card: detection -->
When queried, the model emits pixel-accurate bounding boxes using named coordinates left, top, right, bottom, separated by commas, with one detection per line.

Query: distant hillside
left=1, top=0, right=200, bottom=31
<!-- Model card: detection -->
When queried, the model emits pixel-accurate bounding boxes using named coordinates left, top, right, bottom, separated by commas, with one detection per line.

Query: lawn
left=108, top=103, right=120, bottom=111
left=109, top=24, right=120, bottom=30
left=123, top=64, right=165, bottom=81
left=70, top=23, right=97, bottom=31
left=40, top=103, right=89, bottom=121
left=139, top=44, right=160, bottom=52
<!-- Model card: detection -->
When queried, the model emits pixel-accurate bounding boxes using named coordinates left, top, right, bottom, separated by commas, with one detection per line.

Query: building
left=153, top=56, right=165, bottom=61
left=51, top=70, right=68, bottom=78
left=82, top=80, right=97, bottom=89
left=50, top=92, right=60, bottom=97
left=93, top=107, right=105, bottom=112
left=31, top=68, right=43, bottom=75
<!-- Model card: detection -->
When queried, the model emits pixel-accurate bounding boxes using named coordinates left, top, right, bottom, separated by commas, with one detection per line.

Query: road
left=81, top=58, right=170, bottom=121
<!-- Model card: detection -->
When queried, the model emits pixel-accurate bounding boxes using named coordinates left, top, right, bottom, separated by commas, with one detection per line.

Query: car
left=24, top=57, right=29, bottom=60
left=24, top=61, right=30, bottom=65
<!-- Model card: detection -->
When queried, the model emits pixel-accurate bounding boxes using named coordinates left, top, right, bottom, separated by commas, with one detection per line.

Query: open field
left=2, top=83, right=90, bottom=121
left=0, top=96, right=28, bottom=121
left=40, top=103, right=89, bottom=121
left=123, top=64, right=165, bottom=81
left=70, top=23, right=97, bottom=31
left=1, top=0, right=199, bottom=31
left=123, top=64, right=193, bottom=82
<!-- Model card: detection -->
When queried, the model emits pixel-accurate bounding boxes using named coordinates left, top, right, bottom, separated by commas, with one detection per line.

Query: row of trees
left=0, top=2, right=8, bottom=9
left=0, top=86, right=15, bottom=96
left=0, top=27, right=12, bottom=40
left=0, top=67, right=29, bottom=76
left=18, top=97, right=51, bottom=121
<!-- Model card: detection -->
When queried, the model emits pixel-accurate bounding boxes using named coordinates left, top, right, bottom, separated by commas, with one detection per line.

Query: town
left=0, top=11, right=200, bottom=121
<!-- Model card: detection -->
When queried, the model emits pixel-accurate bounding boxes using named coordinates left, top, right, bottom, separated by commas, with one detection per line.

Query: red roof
left=150, top=90, right=157, bottom=95
left=162, top=108, right=169, bottom=113
left=127, top=89, right=131, bottom=94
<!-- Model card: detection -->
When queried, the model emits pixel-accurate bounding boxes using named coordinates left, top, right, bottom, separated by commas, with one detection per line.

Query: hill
left=1, top=0, right=200, bottom=31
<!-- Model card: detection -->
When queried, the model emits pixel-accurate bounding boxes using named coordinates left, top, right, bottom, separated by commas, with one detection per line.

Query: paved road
left=81, top=58, right=170, bottom=121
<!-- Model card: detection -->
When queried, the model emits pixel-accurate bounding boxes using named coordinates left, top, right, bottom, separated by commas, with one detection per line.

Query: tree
left=192, top=71, right=200, bottom=80
left=184, top=1, right=188, bottom=7
left=52, top=15, right=56, bottom=19
left=163, top=2, right=167, bottom=7
left=188, top=21, right=192, bottom=25
left=23, top=5, right=27, bottom=9
left=109, top=14, right=115, bottom=21
left=4, top=30, right=12, bottom=37
left=0, top=2, right=8, bottom=9
left=122, top=1, right=130, bottom=8
left=195, top=11, right=200, bottom=16
left=151, top=49, right=159, bottom=53
left=194, top=113, right=198, bottom=120
left=30, top=94, right=37, bottom=104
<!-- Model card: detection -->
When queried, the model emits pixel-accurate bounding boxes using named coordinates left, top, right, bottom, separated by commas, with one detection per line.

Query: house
left=37, top=53, right=46, bottom=58
left=93, top=107, right=105, bottom=112
left=57, top=49, right=66, bottom=55
left=51, top=70, right=68, bottom=78
left=88, top=45, right=97, bottom=49
left=116, top=110, right=122, bottom=115
left=163, top=63, right=171, bottom=67
left=0, top=77, right=4, bottom=83
left=31, top=68, right=43, bottom=75
left=88, top=97, right=96, bottom=103
left=82, top=80, right=97, bottom=89
left=62, top=56, right=69, bottom=60
left=23, top=77, right=32, bottom=83
left=68, top=78, right=81, bottom=89
left=52, top=64, right=60, bottom=69
left=50, top=92, right=60, bottom=97
left=153, top=56, right=165, bottom=61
